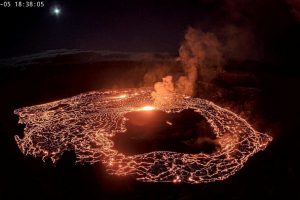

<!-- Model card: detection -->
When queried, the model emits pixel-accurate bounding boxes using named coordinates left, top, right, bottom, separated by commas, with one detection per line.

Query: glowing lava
left=140, top=106, right=155, bottom=111
left=113, top=94, right=127, bottom=99
left=14, top=88, right=272, bottom=184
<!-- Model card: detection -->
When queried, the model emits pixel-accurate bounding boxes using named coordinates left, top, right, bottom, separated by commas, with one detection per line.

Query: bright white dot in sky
left=52, top=7, right=61, bottom=16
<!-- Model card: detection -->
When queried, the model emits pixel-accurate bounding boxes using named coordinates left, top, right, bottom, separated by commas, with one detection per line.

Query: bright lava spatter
left=14, top=88, right=272, bottom=184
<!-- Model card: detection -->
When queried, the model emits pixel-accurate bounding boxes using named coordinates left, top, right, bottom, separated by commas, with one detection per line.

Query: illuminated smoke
left=152, top=27, right=223, bottom=100
left=151, top=75, right=175, bottom=105
left=179, top=27, right=223, bottom=96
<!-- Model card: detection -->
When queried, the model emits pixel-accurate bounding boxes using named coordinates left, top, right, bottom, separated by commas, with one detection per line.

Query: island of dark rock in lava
left=14, top=88, right=272, bottom=184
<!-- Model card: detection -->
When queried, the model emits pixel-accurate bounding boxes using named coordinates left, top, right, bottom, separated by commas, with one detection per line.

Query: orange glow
left=140, top=106, right=155, bottom=111
left=14, top=87, right=272, bottom=184
left=113, top=94, right=127, bottom=99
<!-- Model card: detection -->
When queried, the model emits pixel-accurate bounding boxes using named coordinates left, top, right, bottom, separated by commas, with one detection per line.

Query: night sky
left=0, top=0, right=299, bottom=69
left=0, top=0, right=214, bottom=58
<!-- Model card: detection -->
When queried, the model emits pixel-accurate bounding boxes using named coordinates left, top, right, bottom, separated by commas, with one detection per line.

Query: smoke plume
left=177, top=27, right=223, bottom=96
left=152, top=27, right=223, bottom=101
left=152, top=0, right=299, bottom=104
left=151, top=75, right=175, bottom=105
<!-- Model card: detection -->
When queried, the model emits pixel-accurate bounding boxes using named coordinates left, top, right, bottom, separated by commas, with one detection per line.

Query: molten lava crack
left=14, top=88, right=272, bottom=184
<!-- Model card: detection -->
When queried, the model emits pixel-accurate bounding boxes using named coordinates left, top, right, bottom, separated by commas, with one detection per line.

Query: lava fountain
left=14, top=87, right=272, bottom=184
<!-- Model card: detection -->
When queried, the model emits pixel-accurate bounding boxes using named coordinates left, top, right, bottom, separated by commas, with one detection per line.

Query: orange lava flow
left=14, top=88, right=272, bottom=184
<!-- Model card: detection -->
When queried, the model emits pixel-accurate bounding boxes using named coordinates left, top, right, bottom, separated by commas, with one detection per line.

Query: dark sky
left=0, top=0, right=219, bottom=58
left=0, top=0, right=299, bottom=63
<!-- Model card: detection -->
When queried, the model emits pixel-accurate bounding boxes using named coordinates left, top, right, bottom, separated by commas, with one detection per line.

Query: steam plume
left=152, top=27, right=223, bottom=101
left=151, top=75, right=175, bottom=105
left=177, top=27, right=223, bottom=96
